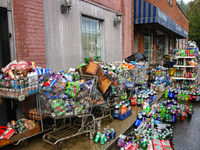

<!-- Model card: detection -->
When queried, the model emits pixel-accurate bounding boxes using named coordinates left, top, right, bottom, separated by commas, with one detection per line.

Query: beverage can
left=111, top=130, right=116, bottom=138
left=94, top=132, right=101, bottom=143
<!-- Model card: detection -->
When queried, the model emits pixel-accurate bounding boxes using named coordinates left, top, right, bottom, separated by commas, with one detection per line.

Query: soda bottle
left=196, top=91, right=200, bottom=101
left=192, top=91, right=196, bottom=102
left=121, top=103, right=126, bottom=115
left=150, top=92, right=154, bottom=102
left=188, top=108, right=193, bottom=118
left=168, top=89, right=173, bottom=100
left=188, top=92, right=192, bottom=102
left=177, top=90, right=181, bottom=101
left=181, top=112, right=186, bottom=120
left=134, top=114, right=143, bottom=127
left=171, top=110, right=177, bottom=123
left=137, top=94, right=141, bottom=106
left=131, top=94, right=136, bottom=106
left=165, top=89, right=169, bottom=99
left=174, top=89, right=178, bottom=100
left=153, top=90, right=157, bottom=101
left=181, top=90, right=185, bottom=102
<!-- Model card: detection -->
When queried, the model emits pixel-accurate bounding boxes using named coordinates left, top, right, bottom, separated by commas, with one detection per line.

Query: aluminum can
left=94, top=132, right=101, bottom=143
left=100, top=134, right=106, bottom=145
left=111, top=130, right=116, bottom=138
left=106, top=133, right=110, bottom=141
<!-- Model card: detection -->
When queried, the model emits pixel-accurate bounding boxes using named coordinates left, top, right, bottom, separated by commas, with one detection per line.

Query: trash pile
left=117, top=98, right=194, bottom=150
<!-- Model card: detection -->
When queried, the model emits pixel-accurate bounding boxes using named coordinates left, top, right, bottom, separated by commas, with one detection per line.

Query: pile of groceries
left=116, top=97, right=194, bottom=150
left=0, top=60, right=52, bottom=99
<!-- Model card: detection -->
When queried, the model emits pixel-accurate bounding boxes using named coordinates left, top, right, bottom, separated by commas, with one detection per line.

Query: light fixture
left=61, top=0, right=72, bottom=14
left=113, top=10, right=123, bottom=27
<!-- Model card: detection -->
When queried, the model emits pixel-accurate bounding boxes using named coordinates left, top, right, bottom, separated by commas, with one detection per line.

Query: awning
left=134, top=0, right=188, bottom=39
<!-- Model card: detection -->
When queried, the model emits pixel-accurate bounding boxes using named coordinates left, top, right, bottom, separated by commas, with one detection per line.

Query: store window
left=144, top=27, right=151, bottom=67
left=179, top=39, right=182, bottom=49
left=176, top=39, right=179, bottom=49
left=183, top=39, right=185, bottom=49
left=82, top=16, right=102, bottom=61
left=170, top=38, right=174, bottom=53
left=168, top=0, right=172, bottom=6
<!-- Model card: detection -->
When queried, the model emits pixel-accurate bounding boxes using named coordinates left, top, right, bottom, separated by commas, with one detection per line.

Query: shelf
left=173, top=65, right=197, bottom=68
left=175, top=56, right=196, bottom=59
left=171, top=76, right=197, bottom=80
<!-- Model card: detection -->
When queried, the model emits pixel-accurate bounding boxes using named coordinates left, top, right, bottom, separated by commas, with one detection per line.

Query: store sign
left=157, top=8, right=188, bottom=38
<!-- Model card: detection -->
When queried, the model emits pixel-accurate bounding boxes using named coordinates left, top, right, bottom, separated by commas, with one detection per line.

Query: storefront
left=134, top=0, right=189, bottom=66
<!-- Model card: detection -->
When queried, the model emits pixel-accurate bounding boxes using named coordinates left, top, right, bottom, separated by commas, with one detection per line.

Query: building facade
left=0, top=0, right=189, bottom=125
left=134, top=0, right=189, bottom=65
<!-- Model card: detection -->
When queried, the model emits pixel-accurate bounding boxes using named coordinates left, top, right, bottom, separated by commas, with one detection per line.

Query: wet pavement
left=1, top=91, right=200, bottom=150
left=172, top=101, right=200, bottom=150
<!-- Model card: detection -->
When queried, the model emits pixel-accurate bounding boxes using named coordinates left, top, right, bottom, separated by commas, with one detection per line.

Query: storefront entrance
left=0, top=7, right=16, bottom=126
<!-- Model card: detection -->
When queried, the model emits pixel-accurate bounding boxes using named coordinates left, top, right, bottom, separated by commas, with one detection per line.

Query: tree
left=186, top=0, right=200, bottom=48
left=177, top=0, right=188, bottom=14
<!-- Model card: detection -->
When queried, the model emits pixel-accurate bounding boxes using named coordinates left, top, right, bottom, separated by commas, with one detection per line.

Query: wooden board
left=0, top=123, right=40, bottom=148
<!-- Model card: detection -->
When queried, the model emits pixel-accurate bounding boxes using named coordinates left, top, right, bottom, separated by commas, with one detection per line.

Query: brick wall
left=145, top=0, right=189, bottom=32
left=13, top=0, right=46, bottom=67
left=89, top=0, right=134, bottom=60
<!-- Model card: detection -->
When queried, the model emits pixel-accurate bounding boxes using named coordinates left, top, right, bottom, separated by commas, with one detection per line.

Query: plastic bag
left=125, top=53, right=147, bottom=62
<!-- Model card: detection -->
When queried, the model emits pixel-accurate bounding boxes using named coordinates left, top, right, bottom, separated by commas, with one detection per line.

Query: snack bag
left=1, top=60, right=17, bottom=74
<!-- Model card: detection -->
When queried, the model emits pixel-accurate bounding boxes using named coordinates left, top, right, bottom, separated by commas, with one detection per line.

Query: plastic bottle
left=196, top=91, right=200, bottom=101
left=181, top=112, right=186, bottom=121
left=121, top=103, right=126, bottom=115
left=137, top=94, right=141, bottom=106
left=114, top=105, right=119, bottom=114
left=177, top=90, right=182, bottom=101
left=192, top=91, right=196, bottom=102
left=134, top=114, right=143, bottom=127
left=171, top=110, right=177, bottom=123
left=188, top=92, right=192, bottom=102
left=153, top=90, right=157, bottom=101
left=174, top=89, right=178, bottom=100
left=131, top=94, right=136, bottom=106
left=165, top=89, right=169, bottom=99
left=181, top=90, right=185, bottom=102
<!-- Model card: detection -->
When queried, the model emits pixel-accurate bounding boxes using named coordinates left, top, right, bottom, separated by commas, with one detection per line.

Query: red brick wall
left=145, top=0, right=189, bottom=32
left=137, top=25, right=144, bottom=53
left=13, top=0, right=46, bottom=67
left=89, top=0, right=134, bottom=60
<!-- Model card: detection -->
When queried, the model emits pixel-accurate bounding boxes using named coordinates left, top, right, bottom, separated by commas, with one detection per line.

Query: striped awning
left=134, top=0, right=188, bottom=38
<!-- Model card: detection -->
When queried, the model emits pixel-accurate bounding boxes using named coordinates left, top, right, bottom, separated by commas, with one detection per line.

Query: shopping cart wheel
left=57, top=141, right=66, bottom=149
left=20, top=140, right=29, bottom=148
left=109, top=115, right=114, bottom=122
